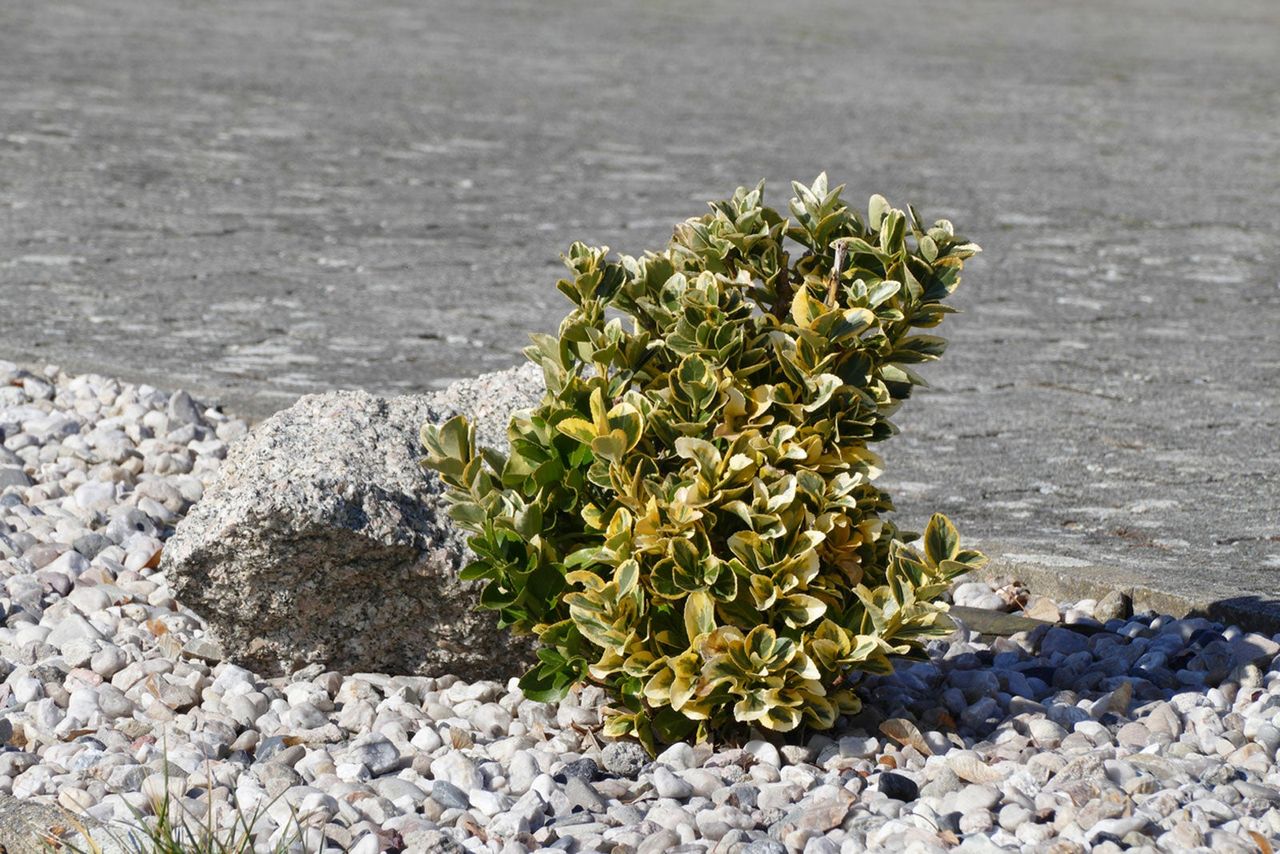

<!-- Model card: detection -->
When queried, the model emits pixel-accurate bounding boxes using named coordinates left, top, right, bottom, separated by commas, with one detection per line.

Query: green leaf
left=616, top=559, right=640, bottom=597
left=652, top=707, right=698, bottom=743
left=675, top=436, right=721, bottom=473
left=518, top=660, right=575, bottom=703
left=834, top=307, right=876, bottom=340
left=779, top=593, right=827, bottom=628
left=556, top=417, right=598, bottom=445
left=683, top=591, right=716, bottom=642
left=880, top=209, right=906, bottom=253
left=527, top=561, right=565, bottom=604
left=803, top=693, right=838, bottom=729
left=447, top=501, right=487, bottom=530
left=760, top=704, right=802, bottom=732
left=865, top=279, right=901, bottom=308
left=790, top=288, right=824, bottom=329
left=433, top=415, right=473, bottom=462
left=591, top=431, right=629, bottom=462
left=923, top=513, right=961, bottom=565
left=868, top=194, right=890, bottom=229
left=918, top=235, right=938, bottom=263
left=457, top=562, right=493, bottom=582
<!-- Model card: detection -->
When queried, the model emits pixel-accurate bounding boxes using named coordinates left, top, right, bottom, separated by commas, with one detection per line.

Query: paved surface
left=2, top=0, right=1278, bottom=624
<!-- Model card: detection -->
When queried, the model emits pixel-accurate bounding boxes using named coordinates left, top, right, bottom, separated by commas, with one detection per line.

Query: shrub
left=422, top=175, right=986, bottom=751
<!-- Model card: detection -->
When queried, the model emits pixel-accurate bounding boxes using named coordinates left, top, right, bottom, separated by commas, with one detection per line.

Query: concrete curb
left=979, top=543, right=1280, bottom=636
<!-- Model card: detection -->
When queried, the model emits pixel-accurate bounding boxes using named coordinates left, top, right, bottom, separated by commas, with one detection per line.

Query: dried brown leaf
left=948, top=752, right=1007, bottom=784
left=880, top=717, right=932, bottom=756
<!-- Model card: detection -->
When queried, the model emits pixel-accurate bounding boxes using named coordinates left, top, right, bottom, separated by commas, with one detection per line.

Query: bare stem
left=827, top=241, right=848, bottom=307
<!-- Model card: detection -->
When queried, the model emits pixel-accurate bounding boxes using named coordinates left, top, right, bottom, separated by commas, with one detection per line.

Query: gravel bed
left=2, top=362, right=1279, bottom=853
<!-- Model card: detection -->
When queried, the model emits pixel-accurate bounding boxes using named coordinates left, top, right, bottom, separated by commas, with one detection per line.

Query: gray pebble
left=429, top=779, right=471, bottom=810
left=602, top=740, right=648, bottom=778
left=564, top=776, right=608, bottom=813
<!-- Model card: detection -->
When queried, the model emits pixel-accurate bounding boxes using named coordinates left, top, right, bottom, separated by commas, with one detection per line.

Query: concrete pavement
left=2, top=0, right=1277, bottom=625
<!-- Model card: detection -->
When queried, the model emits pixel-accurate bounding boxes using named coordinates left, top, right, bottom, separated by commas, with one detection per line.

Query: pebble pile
left=2, top=361, right=1279, bottom=853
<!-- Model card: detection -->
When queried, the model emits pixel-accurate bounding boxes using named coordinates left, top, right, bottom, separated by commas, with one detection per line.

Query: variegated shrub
left=422, top=175, right=986, bottom=751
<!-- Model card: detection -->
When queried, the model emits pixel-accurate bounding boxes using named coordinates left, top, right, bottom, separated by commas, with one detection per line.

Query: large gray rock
left=163, top=363, right=545, bottom=679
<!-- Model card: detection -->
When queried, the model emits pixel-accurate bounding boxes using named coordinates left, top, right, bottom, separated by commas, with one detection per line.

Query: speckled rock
left=0, top=793, right=138, bottom=854
left=162, top=368, right=542, bottom=678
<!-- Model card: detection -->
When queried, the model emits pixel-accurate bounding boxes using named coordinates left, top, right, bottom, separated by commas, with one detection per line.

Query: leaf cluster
left=422, top=175, right=985, bottom=750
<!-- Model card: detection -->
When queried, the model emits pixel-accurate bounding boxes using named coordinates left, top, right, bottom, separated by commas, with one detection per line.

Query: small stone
left=47, top=614, right=105, bottom=649
left=602, top=740, right=648, bottom=778
left=431, top=752, right=483, bottom=790
left=72, top=533, right=112, bottom=559
left=74, top=481, right=116, bottom=511
left=0, top=466, right=32, bottom=490
left=953, top=784, right=1000, bottom=812
left=180, top=637, right=224, bottom=664
left=105, top=508, right=158, bottom=544
left=255, top=735, right=287, bottom=762
left=1232, top=632, right=1280, bottom=667
left=1040, top=627, right=1090, bottom=657
left=255, top=763, right=303, bottom=797
left=1252, top=723, right=1280, bottom=755
left=1023, top=596, right=1061, bottom=622
left=953, top=582, right=1005, bottom=611
left=998, top=802, right=1032, bottom=831
left=559, top=757, right=599, bottom=783
left=1093, top=591, right=1132, bottom=623
left=740, top=841, right=787, bottom=854
left=67, top=586, right=113, bottom=614
left=950, top=669, right=1000, bottom=703
left=98, top=684, right=134, bottom=718
left=652, top=764, right=694, bottom=799
left=1028, top=718, right=1068, bottom=749
left=695, top=805, right=753, bottom=841
left=637, top=829, right=682, bottom=854
left=1088, top=816, right=1151, bottom=843
left=565, top=776, right=608, bottom=813
left=429, top=779, right=471, bottom=810
left=838, top=735, right=878, bottom=759
left=1116, top=721, right=1151, bottom=749
left=780, top=743, right=815, bottom=765
left=470, top=703, right=511, bottom=736
left=796, top=794, right=854, bottom=832
left=507, top=751, right=539, bottom=794
left=347, top=736, right=400, bottom=776
left=877, top=772, right=919, bottom=802
left=920, top=766, right=963, bottom=799
left=168, top=390, right=202, bottom=425
left=726, top=783, right=760, bottom=811
left=655, top=741, right=697, bottom=770
left=744, top=739, right=782, bottom=767
left=959, top=808, right=994, bottom=834
left=960, top=696, right=1000, bottom=731
left=468, top=789, right=509, bottom=817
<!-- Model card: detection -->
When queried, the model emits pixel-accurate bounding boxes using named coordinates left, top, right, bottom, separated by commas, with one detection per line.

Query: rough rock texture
left=163, top=365, right=545, bottom=679
left=428, top=362, right=544, bottom=452
left=0, top=793, right=134, bottom=854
